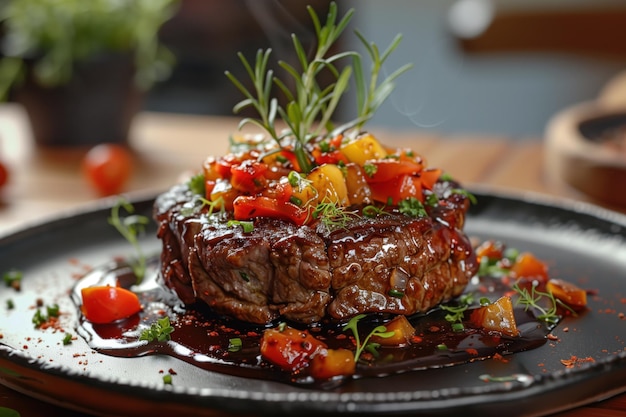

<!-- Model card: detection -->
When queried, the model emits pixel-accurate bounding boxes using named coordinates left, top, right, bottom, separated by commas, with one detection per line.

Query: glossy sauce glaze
left=72, top=259, right=553, bottom=387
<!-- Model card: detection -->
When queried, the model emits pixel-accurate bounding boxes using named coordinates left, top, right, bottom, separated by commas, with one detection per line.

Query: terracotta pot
left=14, top=54, right=142, bottom=147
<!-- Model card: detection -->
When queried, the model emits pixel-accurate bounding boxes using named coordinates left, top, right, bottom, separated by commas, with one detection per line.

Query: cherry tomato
left=260, top=326, right=326, bottom=372
left=82, top=144, right=133, bottom=196
left=0, top=161, right=8, bottom=189
left=80, top=285, right=142, bottom=324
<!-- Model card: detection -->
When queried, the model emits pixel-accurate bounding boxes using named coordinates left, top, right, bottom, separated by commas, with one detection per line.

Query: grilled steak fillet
left=154, top=181, right=478, bottom=324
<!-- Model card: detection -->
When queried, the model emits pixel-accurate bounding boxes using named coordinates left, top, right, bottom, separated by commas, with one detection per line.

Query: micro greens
left=225, top=2, right=410, bottom=173
left=343, top=314, right=395, bottom=362
left=362, top=204, right=388, bottom=218
left=312, top=199, right=358, bottom=229
left=139, top=316, right=174, bottom=342
left=108, top=198, right=150, bottom=283
left=512, top=282, right=574, bottom=325
left=440, top=293, right=474, bottom=331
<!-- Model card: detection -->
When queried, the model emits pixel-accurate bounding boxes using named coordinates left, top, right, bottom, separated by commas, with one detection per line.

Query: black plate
left=1, top=191, right=626, bottom=417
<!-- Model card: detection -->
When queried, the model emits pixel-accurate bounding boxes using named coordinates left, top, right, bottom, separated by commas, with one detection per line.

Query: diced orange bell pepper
left=309, top=348, right=355, bottom=379
left=370, top=315, right=416, bottom=346
left=546, top=279, right=587, bottom=311
left=469, top=296, right=520, bottom=337
left=510, top=252, right=549, bottom=282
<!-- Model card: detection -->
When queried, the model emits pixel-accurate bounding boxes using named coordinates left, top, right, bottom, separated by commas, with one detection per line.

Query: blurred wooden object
left=451, top=2, right=626, bottom=61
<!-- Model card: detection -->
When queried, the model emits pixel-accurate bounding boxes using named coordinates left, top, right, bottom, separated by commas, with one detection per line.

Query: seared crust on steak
left=154, top=181, right=478, bottom=324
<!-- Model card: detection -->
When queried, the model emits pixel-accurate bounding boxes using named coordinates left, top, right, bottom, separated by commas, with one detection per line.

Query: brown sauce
left=71, top=260, right=552, bottom=387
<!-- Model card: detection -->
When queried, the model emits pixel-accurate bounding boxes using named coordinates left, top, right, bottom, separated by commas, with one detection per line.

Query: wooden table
left=0, top=103, right=625, bottom=416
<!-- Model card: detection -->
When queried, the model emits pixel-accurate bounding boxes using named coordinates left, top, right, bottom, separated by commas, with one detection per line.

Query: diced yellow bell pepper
left=340, top=134, right=388, bottom=165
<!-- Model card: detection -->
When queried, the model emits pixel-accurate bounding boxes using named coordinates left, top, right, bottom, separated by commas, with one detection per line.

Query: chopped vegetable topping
left=343, top=314, right=395, bottom=363
left=81, top=285, right=142, bottom=324
left=140, top=316, right=174, bottom=342
left=3, top=269, right=22, bottom=290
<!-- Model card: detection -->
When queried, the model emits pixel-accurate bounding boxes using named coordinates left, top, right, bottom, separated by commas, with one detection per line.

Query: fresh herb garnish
left=32, top=303, right=60, bottom=328
left=363, top=163, right=377, bottom=177
left=225, top=2, right=410, bottom=173
left=187, top=173, right=206, bottom=195
left=362, top=204, right=387, bottom=218
left=312, top=199, right=358, bottom=229
left=398, top=197, right=427, bottom=218
left=227, top=220, right=254, bottom=233
left=228, top=337, right=243, bottom=352
left=108, top=198, right=150, bottom=283
left=440, top=293, right=474, bottom=331
left=6, top=299, right=14, bottom=310
left=343, top=314, right=395, bottom=362
left=449, top=188, right=477, bottom=205
left=163, top=374, right=173, bottom=384
left=62, top=333, right=73, bottom=345
left=512, top=282, right=574, bottom=325
left=139, top=316, right=174, bottom=342
left=3, top=269, right=22, bottom=290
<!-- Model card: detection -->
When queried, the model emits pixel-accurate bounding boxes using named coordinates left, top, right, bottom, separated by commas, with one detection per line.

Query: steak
left=154, top=180, right=478, bottom=324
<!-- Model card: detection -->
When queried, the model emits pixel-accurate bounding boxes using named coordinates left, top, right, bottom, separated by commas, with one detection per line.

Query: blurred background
left=140, top=0, right=626, bottom=138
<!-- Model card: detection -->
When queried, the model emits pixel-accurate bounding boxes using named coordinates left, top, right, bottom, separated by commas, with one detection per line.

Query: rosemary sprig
left=225, top=2, right=410, bottom=173
left=108, top=198, right=150, bottom=283
left=353, top=31, right=413, bottom=131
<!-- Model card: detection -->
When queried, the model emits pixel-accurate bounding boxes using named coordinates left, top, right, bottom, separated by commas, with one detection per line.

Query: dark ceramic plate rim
left=1, top=188, right=626, bottom=417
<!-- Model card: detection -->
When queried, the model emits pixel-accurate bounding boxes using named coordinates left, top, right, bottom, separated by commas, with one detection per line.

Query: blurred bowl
left=545, top=101, right=626, bottom=207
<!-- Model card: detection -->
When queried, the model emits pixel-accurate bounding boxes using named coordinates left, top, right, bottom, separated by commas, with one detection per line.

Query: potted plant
left=0, top=0, right=179, bottom=147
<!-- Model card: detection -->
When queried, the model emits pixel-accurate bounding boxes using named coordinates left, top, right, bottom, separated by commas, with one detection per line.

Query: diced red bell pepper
left=279, top=149, right=301, bottom=172
left=365, top=159, right=422, bottom=183
left=260, top=326, right=326, bottom=372
left=311, top=148, right=349, bottom=166
left=233, top=195, right=309, bottom=225
left=419, top=168, right=441, bottom=190
left=369, top=174, right=423, bottom=205
left=81, top=285, right=142, bottom=324
left=230, top=160, right=268, bottom=193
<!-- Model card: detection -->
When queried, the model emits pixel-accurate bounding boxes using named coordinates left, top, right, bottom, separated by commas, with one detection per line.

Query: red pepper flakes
left=465, top=348, right=479, bottom=356
left=411, top=335, right=423, bottom=344
left=546, top=333, right=559, bottom=341
left=560, top=355, right=595, bottom=369
left=492, top=353, right=509, bottom=363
